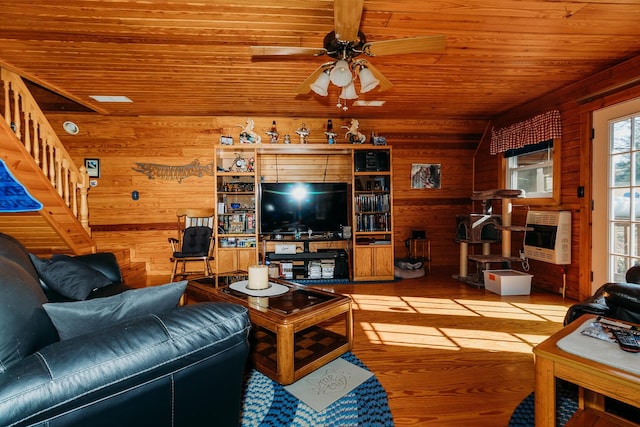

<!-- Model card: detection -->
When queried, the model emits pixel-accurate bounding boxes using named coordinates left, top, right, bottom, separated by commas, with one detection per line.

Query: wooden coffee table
left=186, top=272, right=353, bottom=385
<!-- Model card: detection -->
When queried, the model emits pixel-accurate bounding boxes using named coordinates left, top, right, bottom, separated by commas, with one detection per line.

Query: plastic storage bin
left=483, top=269, right=532, bottom=295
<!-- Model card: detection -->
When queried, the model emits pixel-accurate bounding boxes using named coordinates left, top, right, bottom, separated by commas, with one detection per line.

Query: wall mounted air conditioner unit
left=523, top=211, right=571, bottom=265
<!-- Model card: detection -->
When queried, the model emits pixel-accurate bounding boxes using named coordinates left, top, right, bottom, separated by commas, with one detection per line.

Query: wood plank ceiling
left=1, top=0, right=639, bottom=144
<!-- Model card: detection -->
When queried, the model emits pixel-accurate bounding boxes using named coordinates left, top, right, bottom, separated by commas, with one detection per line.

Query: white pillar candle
left=247, top=265, right=269, bottom=290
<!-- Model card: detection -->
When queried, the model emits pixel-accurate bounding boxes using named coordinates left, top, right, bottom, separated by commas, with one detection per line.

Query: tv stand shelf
left=268, top=251, right=340, bottom=261
left=266, top=250, right=349, bottom=281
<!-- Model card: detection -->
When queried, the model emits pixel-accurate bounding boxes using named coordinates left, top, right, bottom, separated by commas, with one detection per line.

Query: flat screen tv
left=260, top=182, right=349, bottom=235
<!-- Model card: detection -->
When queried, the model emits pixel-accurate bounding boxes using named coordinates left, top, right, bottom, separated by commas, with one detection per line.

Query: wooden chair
left=168, top=208, right=215, bottom=282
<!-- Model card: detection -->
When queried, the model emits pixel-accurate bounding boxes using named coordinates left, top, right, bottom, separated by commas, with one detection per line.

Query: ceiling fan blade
left=295, top=63, right=333, bottom=94
left=362, top=62, right=393, bottom=92
left=334, top=0, right=364, bottom=43
left=250, top=46, right=327, bottom=57
left=364, top=35, right=446, bottom=57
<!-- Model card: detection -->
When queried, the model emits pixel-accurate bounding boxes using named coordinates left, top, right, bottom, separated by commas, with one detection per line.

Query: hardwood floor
left=313, top=267, right=574, bottom=426
left=155, top=266, right=574, bottom=426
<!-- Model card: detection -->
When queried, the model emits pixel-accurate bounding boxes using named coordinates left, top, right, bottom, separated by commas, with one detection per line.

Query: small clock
left=233, top=154, right=246, bottom=171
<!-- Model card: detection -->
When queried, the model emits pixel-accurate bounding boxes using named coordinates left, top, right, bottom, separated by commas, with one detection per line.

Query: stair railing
left=1, top=68, right=90, bottom=232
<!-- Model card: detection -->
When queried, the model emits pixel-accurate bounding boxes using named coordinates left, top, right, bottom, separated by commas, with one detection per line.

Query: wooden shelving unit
left=214, top=146, right=259, bottom=273
left=213, top=144, right=395, bottom=282
left=352, top=147, right=394, bottom=281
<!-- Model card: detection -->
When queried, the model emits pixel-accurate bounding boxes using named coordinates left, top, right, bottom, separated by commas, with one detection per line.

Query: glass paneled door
left=609, top=114, right=640, bottom=281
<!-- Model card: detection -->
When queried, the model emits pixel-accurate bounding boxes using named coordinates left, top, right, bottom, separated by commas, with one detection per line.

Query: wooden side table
left=533, top=315, right=640, bottom=426
left=408, top=238, right=431, bottom=272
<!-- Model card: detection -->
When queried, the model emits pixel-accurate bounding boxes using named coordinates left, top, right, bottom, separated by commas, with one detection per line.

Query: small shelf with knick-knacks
left=214, top=146, right=259, bottom=273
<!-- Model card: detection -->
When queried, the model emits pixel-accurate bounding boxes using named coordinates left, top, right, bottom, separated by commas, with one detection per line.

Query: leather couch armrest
left=74, top=252, right=123, bottom=284
left=603, top=282, right=640, bottom=324
left=563, top=300, right=611, bottom=325
left=563, top=283, right=610, bottom=325
left=604, top=282, right=640, bottom=310
left=0, top=302, right=250, bottom=427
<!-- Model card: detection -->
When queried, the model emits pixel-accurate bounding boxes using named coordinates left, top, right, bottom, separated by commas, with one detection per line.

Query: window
left=608, top=114, right=640, bottom=281
left=592, top=97, right=640, bottom=289
left=502, top=139, right=559, bottom=203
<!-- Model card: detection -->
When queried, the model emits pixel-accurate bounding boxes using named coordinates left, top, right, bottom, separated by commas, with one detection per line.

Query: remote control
left=611, top=329, right=640, bottom=353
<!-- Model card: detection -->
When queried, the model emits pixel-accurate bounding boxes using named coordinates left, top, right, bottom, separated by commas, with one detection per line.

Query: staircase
left=0, top=67, right=95, bottom=255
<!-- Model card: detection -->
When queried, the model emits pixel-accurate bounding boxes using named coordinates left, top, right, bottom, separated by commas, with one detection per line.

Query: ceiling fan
left=250, top=0, right=445, bottom=106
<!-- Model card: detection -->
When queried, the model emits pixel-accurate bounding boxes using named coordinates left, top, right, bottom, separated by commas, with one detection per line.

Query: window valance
left=490, top=110, right=561, bottom=155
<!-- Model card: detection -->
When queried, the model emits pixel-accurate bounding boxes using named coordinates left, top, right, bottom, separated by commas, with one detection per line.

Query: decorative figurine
left=343, top=119, right=366, bottom=144
left=265, top=120, right=279, bottom=143
left=238, top=119, right=262, bottom=144
left=325, top=119, right=337, bottom=144
left=295, top=123, right=310, bottom=144
left=283, top=134, right=291, bottom=144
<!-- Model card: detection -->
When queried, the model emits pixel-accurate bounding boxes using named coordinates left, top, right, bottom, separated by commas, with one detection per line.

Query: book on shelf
left=355, top=212, right=391, bottom=232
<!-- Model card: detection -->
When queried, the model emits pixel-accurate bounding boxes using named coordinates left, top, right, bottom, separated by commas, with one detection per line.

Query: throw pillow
left=43, top=281, right=187, bottom=340
left=0, top=263, right=58, bottom=373
left=29, top=254, right=113, bottom=300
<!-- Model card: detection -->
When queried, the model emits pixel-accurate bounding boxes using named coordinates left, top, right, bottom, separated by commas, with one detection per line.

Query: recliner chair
left=564, top=265, right=640, bottom=325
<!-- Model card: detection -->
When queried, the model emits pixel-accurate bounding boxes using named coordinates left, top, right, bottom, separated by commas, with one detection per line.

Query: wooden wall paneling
left=392, top=146, right=475, bottom=263
left=394, top=200, right=470, bottom=266
left=258, top=153, right=352, bottom=183
left=42, top=113, right=488, bottom=278
left=483, top=55, right=640, bottom=299
left=392, top=147, right=476, bottom=199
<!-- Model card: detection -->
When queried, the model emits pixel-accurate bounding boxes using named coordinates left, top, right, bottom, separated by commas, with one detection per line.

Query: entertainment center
left=213, top=144, right=394, bottom=282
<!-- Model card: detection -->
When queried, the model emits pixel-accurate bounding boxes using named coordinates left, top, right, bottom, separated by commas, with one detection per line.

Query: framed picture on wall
left=411, top=163, right=441, bottom=189
left=84, top=158, right=101, bottom=178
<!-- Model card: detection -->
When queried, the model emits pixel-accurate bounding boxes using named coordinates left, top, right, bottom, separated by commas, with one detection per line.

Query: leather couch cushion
left=43, top=281, right=187, bottom=340
left=0, top=259, right=58, bottom=373
left=74, top=252, right=124, bottom=284
left=29, top=254, right=113, bottom=300
left=173, top=226, right=212, bottom=257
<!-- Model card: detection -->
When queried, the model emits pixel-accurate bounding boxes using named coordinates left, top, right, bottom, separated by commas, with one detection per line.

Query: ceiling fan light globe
left=330, top=60, right=352, bottom=87
left=310, top=71, right=331, bottom=96
left=358, top=67, right=380, bottom=93
left=340, top=81, right=358, bottom=100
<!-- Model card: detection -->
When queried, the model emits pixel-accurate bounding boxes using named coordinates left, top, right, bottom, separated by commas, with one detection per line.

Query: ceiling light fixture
left=340, top=81, right=358, bottom=100
left=353, top=100, right=386, bottom=107
left=62, top=121, right=79, bottom=135
left=310, top=57, right=380, bottom=111
left=358, top=66, right=380, bottom=93
left=310, top=70, right=331, bottom=96
left=329, top=59, right=352, bottom=87
left=89, top=95, right=133, bottom=103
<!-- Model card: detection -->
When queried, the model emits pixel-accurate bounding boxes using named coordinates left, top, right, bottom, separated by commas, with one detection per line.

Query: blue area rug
left=508, top=382, right=578, bottom=427
left=0, top=159, right=42, bottom=212
left=240, top=352, right=393, bottom=426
